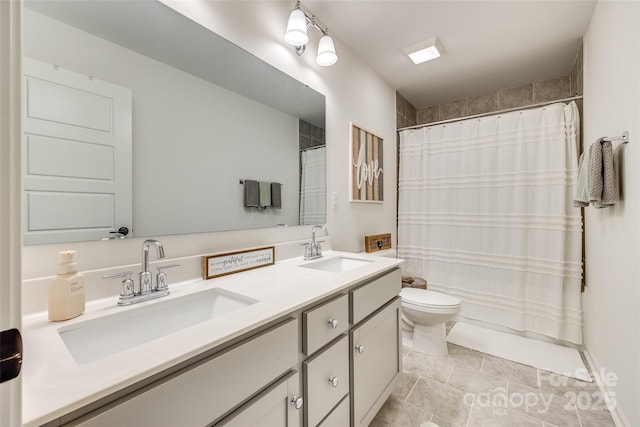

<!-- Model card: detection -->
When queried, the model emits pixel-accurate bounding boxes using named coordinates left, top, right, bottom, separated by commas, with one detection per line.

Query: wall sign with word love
left=350, top=122, right=384, bottom=203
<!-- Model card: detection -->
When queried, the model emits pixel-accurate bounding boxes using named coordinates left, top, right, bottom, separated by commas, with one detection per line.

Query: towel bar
left=602, top=130, right=629, bottom=144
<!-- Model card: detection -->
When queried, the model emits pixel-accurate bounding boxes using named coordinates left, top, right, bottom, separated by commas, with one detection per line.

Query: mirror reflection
left=22, top=0, right=326, bottom=245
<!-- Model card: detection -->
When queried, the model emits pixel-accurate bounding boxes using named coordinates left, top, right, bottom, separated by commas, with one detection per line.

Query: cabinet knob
left=290, top=395, right=304, bottom=410
left=327, top=318, right=339, bottom=329
left=355, top=344, right=365, bottom=354
left=328, top=376, right=339, bottom=387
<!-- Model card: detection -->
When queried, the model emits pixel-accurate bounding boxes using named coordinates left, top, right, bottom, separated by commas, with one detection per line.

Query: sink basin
left=300, top=256, right=374, bottom=273
left=58, top=288, right=258, bottom=364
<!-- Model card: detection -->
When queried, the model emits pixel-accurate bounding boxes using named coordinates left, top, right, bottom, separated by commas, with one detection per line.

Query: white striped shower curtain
left=398, top=102, right=583, bottom=344
left=299, top=146, right=326, bottom=225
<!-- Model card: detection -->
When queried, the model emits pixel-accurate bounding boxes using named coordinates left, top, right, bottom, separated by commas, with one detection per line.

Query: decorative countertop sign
left=203, top=246, right=275, bottom=279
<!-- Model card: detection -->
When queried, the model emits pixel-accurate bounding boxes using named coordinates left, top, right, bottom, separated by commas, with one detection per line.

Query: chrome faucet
left=103, top=239, right=179, bottom=306
left=140, top=239, right=165, bottom=294
left=304, top=225, right=328, bottom=260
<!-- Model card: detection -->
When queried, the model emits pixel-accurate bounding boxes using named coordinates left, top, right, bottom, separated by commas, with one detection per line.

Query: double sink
left=58, top=256, right=373, bottom=364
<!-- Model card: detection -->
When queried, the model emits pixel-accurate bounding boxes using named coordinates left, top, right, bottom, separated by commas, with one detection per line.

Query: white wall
left=582, top=1, right=640, bottom=426
left=22, top=1, right=397, bottom=278
left=23, top=9, right=300, bottom=238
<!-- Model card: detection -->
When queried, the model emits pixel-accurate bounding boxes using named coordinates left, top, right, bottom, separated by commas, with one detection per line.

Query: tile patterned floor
left=371, top=323, right=617, bottom=427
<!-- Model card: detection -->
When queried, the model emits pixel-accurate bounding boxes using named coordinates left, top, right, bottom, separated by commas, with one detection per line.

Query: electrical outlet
left=331, top=192, right=338, bottom=209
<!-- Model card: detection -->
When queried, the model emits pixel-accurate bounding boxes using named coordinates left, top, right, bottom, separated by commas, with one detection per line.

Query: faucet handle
left=102, top=271, right=135, bottom=303
left=156, top=264, right=180, bottom=292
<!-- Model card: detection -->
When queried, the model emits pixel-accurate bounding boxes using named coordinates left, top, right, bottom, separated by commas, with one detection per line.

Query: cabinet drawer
left=68, top=318, right=299, bottom=427
left=303, top=294, right=348, bottom=356
left=350, top=268, right=401, bottom=325
left=303, top=335, right=349, bottom=427
left=317, top=395, right=349, bottom=427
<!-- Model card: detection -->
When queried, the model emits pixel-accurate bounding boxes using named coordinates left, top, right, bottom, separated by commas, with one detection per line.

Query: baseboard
left=582, top=347, right=631, bottom=427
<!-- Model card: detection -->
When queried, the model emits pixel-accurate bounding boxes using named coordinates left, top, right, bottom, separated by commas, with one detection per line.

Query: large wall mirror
left=22, top=0, right=326, bottom=245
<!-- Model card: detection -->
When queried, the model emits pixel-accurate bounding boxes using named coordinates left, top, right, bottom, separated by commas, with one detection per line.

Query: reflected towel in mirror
left=244, top=180, right=260, bottom=208
left=259, top=181, right=271, bottom=208
left=271, top=183, right=282, bottom=209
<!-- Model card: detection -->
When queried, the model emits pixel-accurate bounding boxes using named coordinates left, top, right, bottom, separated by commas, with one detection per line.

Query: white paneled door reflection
left=22, top=58, right=132, bottom=245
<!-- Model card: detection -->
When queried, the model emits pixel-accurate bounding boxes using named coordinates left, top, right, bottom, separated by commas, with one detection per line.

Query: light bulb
left=285, top=8, right=309, bottom=46
left=316, top=34, right=337, bottom=66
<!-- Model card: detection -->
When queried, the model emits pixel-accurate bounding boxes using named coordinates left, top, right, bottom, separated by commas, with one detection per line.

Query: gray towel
left=573, top=152, right=589, bottom=207
left=587, top=140, right=603, bottom=203
left=259, top=181, right=271, bottom=208
left=244, top=180, right=259, bottom=208
left=594, top=140, right=618, bottom=208
left=271, top=182, right=282, bottom=209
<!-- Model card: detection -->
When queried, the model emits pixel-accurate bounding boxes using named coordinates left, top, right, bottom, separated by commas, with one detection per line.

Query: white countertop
left=21, top=251, right=403, bottom=427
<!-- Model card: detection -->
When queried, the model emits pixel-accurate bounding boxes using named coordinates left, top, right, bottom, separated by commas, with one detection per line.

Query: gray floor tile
left=430, top=415, right=457, bottom=427
left=577, top=407, right=616, bottom=427
left=508, top=381, right=581, bottom=427
left=392, top=372, right=419, bottom=402
left=370, top=397, right=432, bottom=427
left=447, top=363, right=508, bottom=397
left=406, top=378, right=471, bottom=426
left=538, top=369, right=599, bottom=396
left=482, top=354, right=539, bottom=389
left=467, top=399, right=543, bottom=427
left=402, top=344, right=412, bottom=358
left=403, top=351, right=454, bottom=384
left=445, top=343, right=484, bottom=370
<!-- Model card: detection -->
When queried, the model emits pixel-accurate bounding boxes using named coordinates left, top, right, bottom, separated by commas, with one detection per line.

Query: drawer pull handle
left=290, top=395, right=304, bottom=410
left=355, top=344, right=365, bottom=354
left=328, top=376, right=339, bottom=387
left=327, top=318, right=339, bottom=329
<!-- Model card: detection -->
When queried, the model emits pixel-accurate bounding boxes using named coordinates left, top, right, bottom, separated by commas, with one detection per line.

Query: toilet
left=400, top=287, right=462, bottom=356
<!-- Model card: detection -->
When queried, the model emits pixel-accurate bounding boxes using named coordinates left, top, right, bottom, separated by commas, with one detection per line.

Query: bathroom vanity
left=22, top=251, right=402, bottom=427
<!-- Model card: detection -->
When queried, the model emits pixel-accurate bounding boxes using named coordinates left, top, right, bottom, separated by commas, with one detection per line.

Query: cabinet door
left=351, top=298, right=401, bottom=427
left=218, top=371, right=302, bottom=427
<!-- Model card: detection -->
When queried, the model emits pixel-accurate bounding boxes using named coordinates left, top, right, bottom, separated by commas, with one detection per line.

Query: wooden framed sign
left=364, top=233, right=392, bottom=253
left=203, top=246, right=275, bottom=280
left=350, top=122, right=384, bottom=203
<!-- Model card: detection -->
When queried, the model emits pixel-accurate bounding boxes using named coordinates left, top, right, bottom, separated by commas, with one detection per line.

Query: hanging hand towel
left=259, top=181, right=271, bottom=208
left=573, top=152, right=589, bottom=207
left=244, top=180, right=260, bottom=208
left=594, top=140, right=618, bottom=208
left=271, top=182, right=282, bottom=209
left=587, top=140, right=603, bottom=203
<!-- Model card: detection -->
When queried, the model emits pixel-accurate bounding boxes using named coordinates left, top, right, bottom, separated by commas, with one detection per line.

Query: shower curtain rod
left=398, top=95, right=584, bottom=131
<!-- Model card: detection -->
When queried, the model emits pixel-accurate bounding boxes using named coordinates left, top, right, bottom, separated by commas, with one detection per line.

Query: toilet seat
left=400, top=288, right=461, bottom=310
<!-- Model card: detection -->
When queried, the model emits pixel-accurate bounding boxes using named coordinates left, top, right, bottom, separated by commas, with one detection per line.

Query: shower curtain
left=398, top=102, right=583, bottom=344
left=299, top=146, right=326, bottom=225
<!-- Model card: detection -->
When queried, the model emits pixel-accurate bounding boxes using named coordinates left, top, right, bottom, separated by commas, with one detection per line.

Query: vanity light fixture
left=284, top=1, right=338, bottom=67
left=404, top=37, right=445, bottom=65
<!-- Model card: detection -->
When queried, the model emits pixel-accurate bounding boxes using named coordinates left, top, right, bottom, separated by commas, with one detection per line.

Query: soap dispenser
left=48, top=250, right=86, bottom=321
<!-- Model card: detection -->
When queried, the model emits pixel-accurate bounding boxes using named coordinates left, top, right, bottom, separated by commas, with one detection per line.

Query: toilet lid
left=400, top=288, right=461, bottom=308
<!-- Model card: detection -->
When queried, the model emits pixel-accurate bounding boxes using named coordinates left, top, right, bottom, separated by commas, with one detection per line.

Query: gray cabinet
left=65, top=318, right=299, bottom=427
left=351, top=298, right=402, bottom=427
left=59, top=267, right=402, bottom=427
left=218, top=371, right=302, bottom=427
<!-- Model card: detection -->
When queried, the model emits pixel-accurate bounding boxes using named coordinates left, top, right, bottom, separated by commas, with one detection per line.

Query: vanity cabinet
left=301, top=268, right=401, bottom=427
left=57, top=266, right=401, bottom=427
left=65, top=318, right=299, bottom=427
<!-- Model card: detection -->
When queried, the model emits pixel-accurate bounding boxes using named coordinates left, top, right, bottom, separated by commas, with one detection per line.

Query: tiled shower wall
left=396, top=40, right=584, bottom=129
